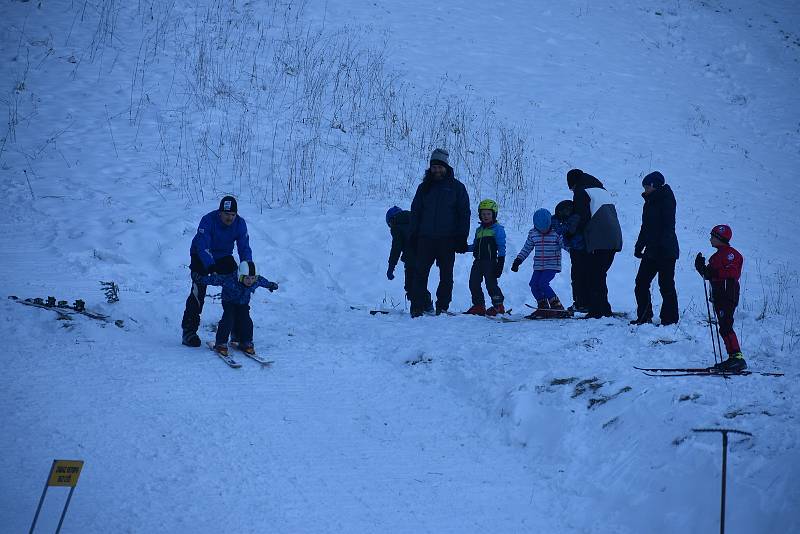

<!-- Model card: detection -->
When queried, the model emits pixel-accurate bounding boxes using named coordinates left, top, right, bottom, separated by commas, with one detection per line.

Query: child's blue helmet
left=386, top=206, right=402, bottom=226
left=533, top=208, right=552, bottom=232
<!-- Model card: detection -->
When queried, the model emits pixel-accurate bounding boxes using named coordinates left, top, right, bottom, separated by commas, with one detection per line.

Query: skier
left=409, top=148, right=471, bottom=317
left=181, top=196, right=252, bottom=347
left=631, top=171, right=680, bottom=326
left=385, top=206, right=432, bottom=312
left=553, top=199, right=589, bottom=313
left=464, top=199, right=507, bottom=316
left=695, top=225, right=747, bottom=372
left=566, top=168, right=623, bottom=319
left=192, top=260, right=278, bottom=356
left=511, top=208, right=566, bottom=319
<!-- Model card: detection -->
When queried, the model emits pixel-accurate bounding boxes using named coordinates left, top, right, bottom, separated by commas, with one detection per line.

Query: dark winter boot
left=464, top=304, right=486, bottom=316
left=525, top=299, right=550, bottom=319
left=713, top=352, right=747, bottom=373
left=485, top=303, right=505, bottom=317
left=182, top=331, right=201, bottom=347
left=548, top=297, right=565, bottom=310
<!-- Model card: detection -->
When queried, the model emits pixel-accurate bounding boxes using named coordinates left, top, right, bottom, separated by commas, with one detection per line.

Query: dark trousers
left=469, top=258, right=504, bottom=307
left=216, top=302, right=254, bottom=346
left=569, top=249, right=590, bottom=308
left=412, top=237, right=456, bottom=313
left=404, top=261, right=432, bottom=309
left=181, top=254, right=237, bottom=335
left=712, top=280, right=741, bottom=355
left=634, top=256, right=679, bottom=324
left=586, top=250, right=616, bottom=318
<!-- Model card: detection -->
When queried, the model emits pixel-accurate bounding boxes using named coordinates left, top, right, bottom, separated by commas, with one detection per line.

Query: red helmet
left=710, top=224, right=732, bottom=243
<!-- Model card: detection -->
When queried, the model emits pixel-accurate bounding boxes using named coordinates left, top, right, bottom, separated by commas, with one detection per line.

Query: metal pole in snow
left=55, top=486, right=77, bottom=534
left=692, top=428, right=753, bottom=534
left=28, top=461, right=55, bottom=534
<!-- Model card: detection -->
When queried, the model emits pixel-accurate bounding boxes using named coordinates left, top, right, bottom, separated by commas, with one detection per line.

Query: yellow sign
left=47, top=460, right=84, bottom=487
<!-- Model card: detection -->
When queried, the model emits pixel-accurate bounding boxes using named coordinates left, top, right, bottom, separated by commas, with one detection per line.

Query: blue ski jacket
left=196, top=273, right=276, bottom=305
left=190, top=210, right=253, bottom=270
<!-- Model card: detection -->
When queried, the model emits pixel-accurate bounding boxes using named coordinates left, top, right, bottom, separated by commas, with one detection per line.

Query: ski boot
left=713, top=352, right=747, bottom=373
left=238, top=343, right=256, bottom=356
left=485, top=303, right=505, bottom=317
left=213, top=344, right=229, bottom=357
left=526, top=299, right=550, bottom=319
left=464, top=304, right=486, bottom=316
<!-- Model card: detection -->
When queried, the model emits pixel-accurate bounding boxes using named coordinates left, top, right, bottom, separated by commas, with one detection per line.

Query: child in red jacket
left=694, top=224, right=746, bottom=371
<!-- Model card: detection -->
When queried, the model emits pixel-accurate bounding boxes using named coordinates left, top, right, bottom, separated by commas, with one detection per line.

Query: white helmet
left=238, top=261, right=257, bottom=281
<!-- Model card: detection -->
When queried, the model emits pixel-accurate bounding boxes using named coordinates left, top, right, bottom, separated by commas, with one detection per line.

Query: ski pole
left=701, top=276, right=721, bottom=365
left=693, top=428, right=753, bottom=534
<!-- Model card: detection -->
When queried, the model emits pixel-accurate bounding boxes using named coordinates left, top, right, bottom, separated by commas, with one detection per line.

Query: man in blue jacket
left=409, top=148, right=471, bottom=317
left=181, top=195, right=253, bottom=347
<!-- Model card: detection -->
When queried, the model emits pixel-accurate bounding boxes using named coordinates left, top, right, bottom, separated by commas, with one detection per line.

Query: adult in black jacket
left=409, top=148, right=471, bottom=317
left=567, top=168, right=623, bottom=318
left=632, top=171, right=679, bottom=325
left=386, top=207, right=432, bottom=309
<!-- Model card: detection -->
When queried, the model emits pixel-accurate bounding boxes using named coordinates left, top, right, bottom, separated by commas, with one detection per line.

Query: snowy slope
left=1, top=1, right=798, bottom=533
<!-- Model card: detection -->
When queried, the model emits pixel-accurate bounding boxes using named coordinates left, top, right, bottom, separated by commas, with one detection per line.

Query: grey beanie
left=430, top=148, right=449, bottom=166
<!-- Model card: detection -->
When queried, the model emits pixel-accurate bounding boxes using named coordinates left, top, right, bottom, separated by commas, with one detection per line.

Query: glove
left=634, top=249, right=644, bottom=259
left=455, top=239, right=469, bottom=254
left=266, top=281, right=278, bottom=292
left=207, top=263, right=218, bottom=274
left=694, top=252, right=706, bottom=276
left=511, top=258, right=522, bottom=272
left=387, top=265, right=395, bottom=281
left=495, top=257, right=505, bottom=279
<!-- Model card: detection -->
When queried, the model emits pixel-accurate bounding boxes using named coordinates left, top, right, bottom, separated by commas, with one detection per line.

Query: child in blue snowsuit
left=193, top=261, right=278, bottom=356
left=511, top=208, right=565, bottom=317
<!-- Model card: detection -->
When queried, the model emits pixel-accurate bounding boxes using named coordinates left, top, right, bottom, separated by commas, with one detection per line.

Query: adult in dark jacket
left=632, top=171, right=679, bottom=325
left=386, top=206, right=432, bottom=309
left=181, top=195, right=252, bottom=347
left=567, top=168, right=623, bottom=318
left=409, top=148, right=471, bottom=317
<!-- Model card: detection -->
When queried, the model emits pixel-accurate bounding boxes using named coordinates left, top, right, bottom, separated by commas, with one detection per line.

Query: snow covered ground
left=1, top=0, right=798, bottom=532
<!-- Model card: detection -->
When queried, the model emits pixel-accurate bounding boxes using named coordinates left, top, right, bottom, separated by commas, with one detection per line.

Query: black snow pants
left=469, top=258, right=503, bottom=307
left=216, top=302, right=254, bottom=346
left=412, top=236, right=456, bottom=313
left=634, top=256, right=678, bottom=324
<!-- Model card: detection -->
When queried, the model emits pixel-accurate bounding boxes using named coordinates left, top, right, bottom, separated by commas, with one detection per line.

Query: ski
left=229, top=341, right=274, bottom=366
left=206, top=341, right=242, bottom=368
left=10, top=296, right=73, bottom=320
left=635, top=366, right=783, bottom=377
left=524, top=309, right=574, bottom=320
left=641, top=370, right=783, bottom=377
left=9, top=296, right=124, bottom=327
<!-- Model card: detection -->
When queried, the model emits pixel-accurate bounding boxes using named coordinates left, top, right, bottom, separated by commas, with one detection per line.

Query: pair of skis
left=9, top=295, right=124, bottom=327
left=634, top=366, right=783, bottom=377
left=206, top=341, right=274, bottom=369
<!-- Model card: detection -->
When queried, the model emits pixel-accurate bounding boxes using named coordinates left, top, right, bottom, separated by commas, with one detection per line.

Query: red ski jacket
left=707, top=245, right=743, bottom=281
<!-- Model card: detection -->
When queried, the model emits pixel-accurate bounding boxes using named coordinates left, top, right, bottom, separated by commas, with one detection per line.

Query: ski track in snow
left=1, top=1, right=799, bottom=532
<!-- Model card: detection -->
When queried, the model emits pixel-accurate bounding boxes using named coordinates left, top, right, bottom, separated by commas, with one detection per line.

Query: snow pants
left=634, top=256, right=678, bottom=324
left=412, top=237, right=456, bottom=313
left=181, top=254, right=238, bottom=336
left=529, top=269, right=557, bottom=300
left=586, top=250, right=616, bottom=318
left=469, top=258, right=504, bottom=307
left=569, top=249, right=591, bottom=308
left=712, top=279, right=741, bottom=355
left=403, top=260, right=432, bottom=309
left=216, top=302, right=254, bottom=346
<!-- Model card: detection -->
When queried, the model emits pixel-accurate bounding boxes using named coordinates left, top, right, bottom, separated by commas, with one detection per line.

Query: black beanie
left=219, top=195, right=237, bottom=213
left=566, top=168, right=583, bottom=189
left=642, top=171, right=665, bottom=188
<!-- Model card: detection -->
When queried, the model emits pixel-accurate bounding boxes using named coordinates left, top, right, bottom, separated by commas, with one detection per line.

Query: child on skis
left=694, top=225, right=747, bottom=372
left=385, top=205, right=432, bottom=312
left=464, top=199, right=507, bottom=316
left=511, top=208, right=567, bottom=319
left=192, top=260, right=278, bottom=356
